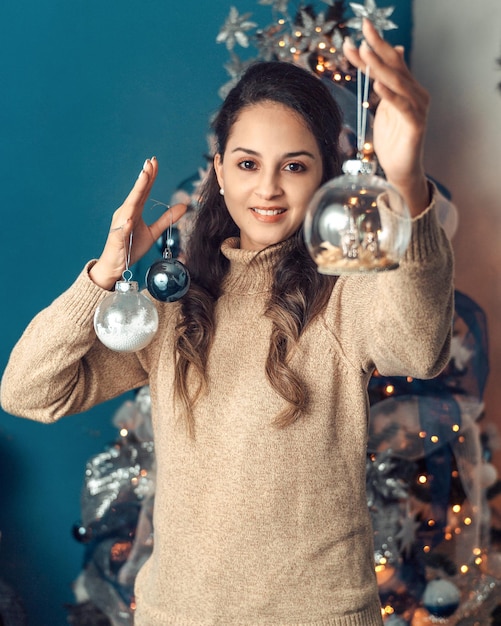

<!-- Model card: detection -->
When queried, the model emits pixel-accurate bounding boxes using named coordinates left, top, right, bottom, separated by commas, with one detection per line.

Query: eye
left=284, top=162, right=306, bottom=173
left=238, top=159, right=257, bottom=170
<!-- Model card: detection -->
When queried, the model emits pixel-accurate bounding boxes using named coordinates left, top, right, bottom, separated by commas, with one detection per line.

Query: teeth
left=253, top=208, right=285, bottom=216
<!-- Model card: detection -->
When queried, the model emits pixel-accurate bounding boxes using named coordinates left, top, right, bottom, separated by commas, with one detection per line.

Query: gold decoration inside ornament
left=304, top=159, right=412, bottom=274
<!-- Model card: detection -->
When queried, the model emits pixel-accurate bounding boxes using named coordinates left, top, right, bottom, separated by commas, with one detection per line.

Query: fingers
left=343, top=20, right=429, bottom=125
left=110, top=157, right=158, bottom=230
left=148, top=203, right=188, bottom=243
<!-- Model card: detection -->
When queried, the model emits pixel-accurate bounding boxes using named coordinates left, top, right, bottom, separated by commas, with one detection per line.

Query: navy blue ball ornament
left=422, top=579, right=460, bottom=618
left=146, top=256, right=190, bottom=302
left=146, top=222, right=190, bottom=303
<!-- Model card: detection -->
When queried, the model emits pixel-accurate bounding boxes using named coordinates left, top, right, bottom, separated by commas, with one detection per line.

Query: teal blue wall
left=0, top=2, right=413, bottom=624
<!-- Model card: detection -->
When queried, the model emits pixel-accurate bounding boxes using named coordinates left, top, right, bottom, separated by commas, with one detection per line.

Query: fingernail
left=151, top=156, right=157, bottom=161
left=143, top=158, right=150, bottom=169
left=343, top=36, right=356, bottom=49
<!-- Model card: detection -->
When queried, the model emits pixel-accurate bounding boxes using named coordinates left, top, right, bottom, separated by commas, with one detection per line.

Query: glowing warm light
left=345, top=75, right=352, bottom=81
left=452, top=504, right=461, bottom=513
left=464, top=517, right=472, bottom=526
left=406, top=376, right=413, bottom=382
left=383, top=605, right=394, bottom=615
left=428, top=519, right=435, bottom=527
left=455, top=527, right=462, bottom=535
left=140, top=469, right=148, bottom=477
left=452, top=470, right=459, bottom=478
left=423, top=545, right=431, bottom=553
left=316, top=64, right=325, bottom=72
left=452, top=424, right=460, bottom=432
left=363, top=101, right=370, bottom=109
left=290, top=46, right=297, bottom=53
left=460, top=565, right=469, bottom=574
left=318, top=42, right=326, bottom=49
left=278, top=40, right=286, bottom=47
left=294, top=30, right=302, bottom=37
left=278, top=18, right=285, bottom=24
left=419, top=431, right=427, bottom=439
left=334, top=72, right=342, bottom=81
left=459, top=435, right=465, bottom=443
left=418, top=475, right=427, bottom=484
left=430, top=435, right=439, bottom=443
left=475, top=557, right=483, bottom=565
left=120, top=428, right=128, bottom=437
left=474, top=548, right=482, bottom=555
left=315, top=26, right=322, bottom=32
left=385, top=384, right=395, bottom=395
left=445, top=532, right=453, bottom=540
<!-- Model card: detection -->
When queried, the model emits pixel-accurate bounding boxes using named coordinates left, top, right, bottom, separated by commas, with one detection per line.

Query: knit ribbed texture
left=1, top=200, right=454, bottom=625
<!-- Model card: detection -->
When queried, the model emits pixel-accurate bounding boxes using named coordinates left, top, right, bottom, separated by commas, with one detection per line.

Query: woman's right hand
left=89, top=157, right=188, bottom=290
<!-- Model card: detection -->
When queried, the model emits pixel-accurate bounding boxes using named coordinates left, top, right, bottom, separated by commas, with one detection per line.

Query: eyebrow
left=230, top=147, right=317, bottom=159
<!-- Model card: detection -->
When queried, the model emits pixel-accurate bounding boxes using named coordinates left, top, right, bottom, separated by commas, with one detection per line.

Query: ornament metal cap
left=342, top=159, right=377, bottom=176
left=115, top=279, right=139, bottom=293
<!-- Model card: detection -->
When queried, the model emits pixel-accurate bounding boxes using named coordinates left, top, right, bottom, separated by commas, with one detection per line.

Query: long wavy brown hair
left=174, top=61, right=344, bottom=436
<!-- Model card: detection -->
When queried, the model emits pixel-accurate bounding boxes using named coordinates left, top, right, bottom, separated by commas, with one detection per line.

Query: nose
left=254, top=170, right=283, bottom=200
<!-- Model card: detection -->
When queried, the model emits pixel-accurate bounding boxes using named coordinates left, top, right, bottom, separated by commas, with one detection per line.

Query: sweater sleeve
left=0, top=262, right=150, bottom=423
left=329, top=184, right=455, bottom=379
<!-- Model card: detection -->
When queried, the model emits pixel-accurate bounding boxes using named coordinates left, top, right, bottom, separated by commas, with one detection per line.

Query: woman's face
left=214, top=101, right=323, bottom=251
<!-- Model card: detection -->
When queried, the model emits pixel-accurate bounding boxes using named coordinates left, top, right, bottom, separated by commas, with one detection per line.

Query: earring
left=145, top=214, right=191, bottom=303
left=219, top=188, right=224, bottom=196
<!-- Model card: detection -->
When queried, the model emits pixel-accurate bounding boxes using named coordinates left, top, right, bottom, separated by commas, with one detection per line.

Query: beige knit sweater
left=1, top=200, right=454, bottom=625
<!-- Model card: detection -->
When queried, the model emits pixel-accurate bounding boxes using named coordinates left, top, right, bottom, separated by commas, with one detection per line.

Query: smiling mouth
left=251, top=207, right=287, bottom=216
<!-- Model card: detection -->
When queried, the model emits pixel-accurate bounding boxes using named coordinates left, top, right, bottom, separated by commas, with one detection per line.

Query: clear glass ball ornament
left=94, top=279, right=159, bottom=352
left=304, top=159, right=412, bottom=275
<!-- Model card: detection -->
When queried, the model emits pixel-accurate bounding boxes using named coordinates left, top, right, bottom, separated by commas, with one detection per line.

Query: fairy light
left=460, top=564, right=469, bottom=574
left=430, top=435, right=439, bottom=443
left=385, top=384, right=395, bottom=395
left=120, top=428, right=128, bottom=437
left=423, top=545, right=431, bottom=553
left=318, top=41, right=326, bottom=49
left=419, top=431, right=427, bottom=439
left=464, top=517, right=472, bottom=526
left=452, top=424, right=460, bottom=432
left=452, top=504, right=461, bottom=513
left=333, top=72, right=342, bottom=81
left=418, top=474, right=427, bottom=484
left=428, top=519, right=435, bottom=527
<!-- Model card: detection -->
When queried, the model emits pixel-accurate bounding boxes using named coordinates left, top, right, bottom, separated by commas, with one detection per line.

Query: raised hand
left=90, top=157, right=187, bottom=289
left=343, top=19, right=430, bottom=216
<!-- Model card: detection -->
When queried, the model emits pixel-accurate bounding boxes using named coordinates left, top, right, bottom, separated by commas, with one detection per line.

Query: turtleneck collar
left=220, top=237, right=294, bottom=295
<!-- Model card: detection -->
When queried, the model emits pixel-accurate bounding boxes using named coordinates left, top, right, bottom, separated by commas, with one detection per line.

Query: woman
left=1, top=20, right=453, bottom=625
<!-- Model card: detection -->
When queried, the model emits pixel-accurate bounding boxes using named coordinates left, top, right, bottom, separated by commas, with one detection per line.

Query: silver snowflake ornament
left=346, top=0, right=398, bottom=38
left=216, top=7, right=257, bottom=51
left=258, top=0, right=290, bottom=14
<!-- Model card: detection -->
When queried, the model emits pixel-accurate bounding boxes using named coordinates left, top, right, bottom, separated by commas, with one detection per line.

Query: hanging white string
left=122, top=229, right=133, bottom=282
left=356, top=64, right=371, bottom=157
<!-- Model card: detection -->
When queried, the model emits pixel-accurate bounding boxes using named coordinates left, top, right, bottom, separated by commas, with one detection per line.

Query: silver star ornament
left=346, top=0, right=398, bottom=38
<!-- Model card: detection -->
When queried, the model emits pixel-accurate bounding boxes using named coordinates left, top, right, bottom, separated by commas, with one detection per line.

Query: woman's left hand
left=343, top=19, right=430, bottom=216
